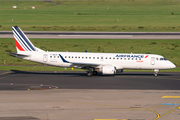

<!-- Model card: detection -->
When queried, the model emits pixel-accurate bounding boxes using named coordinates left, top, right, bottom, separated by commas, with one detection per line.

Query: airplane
left=9, top=26, right=176, bottom=77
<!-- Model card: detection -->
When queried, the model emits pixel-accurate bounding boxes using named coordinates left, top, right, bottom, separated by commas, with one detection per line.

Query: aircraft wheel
left=154, top=73, right=158, bottom=77
left=154, top=69, right=159, bottom=77
left=87, top=72, right=92, bottom=77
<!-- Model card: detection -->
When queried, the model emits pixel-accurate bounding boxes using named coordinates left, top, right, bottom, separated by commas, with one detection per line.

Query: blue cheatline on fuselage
left=59, top=54, right=69, bottom=63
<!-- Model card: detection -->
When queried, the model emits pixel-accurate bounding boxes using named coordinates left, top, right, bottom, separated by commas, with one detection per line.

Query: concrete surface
left=0, top=71, right=180, bottom=120
left=1, top=31, right=180, bottom=39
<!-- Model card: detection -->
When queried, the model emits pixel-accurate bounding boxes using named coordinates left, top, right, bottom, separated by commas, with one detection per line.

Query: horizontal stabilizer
left=9, top=52, right=29, bottom=57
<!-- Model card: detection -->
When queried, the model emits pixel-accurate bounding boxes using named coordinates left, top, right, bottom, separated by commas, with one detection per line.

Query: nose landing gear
left=154, top=69, right=159, bottom=77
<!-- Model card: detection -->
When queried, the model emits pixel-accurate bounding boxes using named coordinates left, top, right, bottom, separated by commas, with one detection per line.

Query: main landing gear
left=87, top=68, right=98, bottom=77
left=154, top=69, right=159, bottom=77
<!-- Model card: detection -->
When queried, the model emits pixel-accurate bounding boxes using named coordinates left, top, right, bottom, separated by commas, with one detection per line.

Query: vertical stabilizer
left=12, top=26, right=37, bottom=53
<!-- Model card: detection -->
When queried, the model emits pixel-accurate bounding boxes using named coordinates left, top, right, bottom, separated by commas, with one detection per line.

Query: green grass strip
left=1, top=0, right=180, bottom=31
left=1, top=38, right=180, bottom=67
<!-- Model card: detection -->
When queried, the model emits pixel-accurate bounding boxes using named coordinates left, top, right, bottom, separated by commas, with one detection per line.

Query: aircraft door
left=151, top=57, right=155, bottom=65
left=43, top=54, right=48, bottom=62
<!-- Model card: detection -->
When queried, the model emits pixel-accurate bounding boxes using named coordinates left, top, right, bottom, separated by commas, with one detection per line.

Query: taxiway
left=0, top=71, right=180, bottom=120
left=1, top=31, right=180, bottom=39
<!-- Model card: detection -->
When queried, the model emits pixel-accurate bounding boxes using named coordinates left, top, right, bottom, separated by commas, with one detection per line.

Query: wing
left=71, top=62, right=100, bottom=69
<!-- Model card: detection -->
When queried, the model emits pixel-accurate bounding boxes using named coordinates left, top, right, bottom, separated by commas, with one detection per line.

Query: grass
left=0, top=0, right=180, bottom=31
left=0, top=0, right=179, bottom=72
left=0, top=38, right=180, bottom=67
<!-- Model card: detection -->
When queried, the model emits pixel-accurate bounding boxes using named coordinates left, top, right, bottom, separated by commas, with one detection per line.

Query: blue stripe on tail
left=13, top=28, right=31, bottom=51
left=13, top=26, right=36, bottom=51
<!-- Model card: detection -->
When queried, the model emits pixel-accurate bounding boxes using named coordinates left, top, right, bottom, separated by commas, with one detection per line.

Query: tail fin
left=12, top=26, right=44, bottom=53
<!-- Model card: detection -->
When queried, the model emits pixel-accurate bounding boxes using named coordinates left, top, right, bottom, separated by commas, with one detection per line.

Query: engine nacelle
left=116, top=69, right=123, bottom=73
left=101, top=66, right=116, bottom=75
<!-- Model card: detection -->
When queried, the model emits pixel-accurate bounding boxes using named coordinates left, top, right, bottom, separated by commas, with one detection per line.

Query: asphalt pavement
left=0, top=71, right=180, bottom=90
left=1, top=31, right=180, bottom=39
left=0, top=71, right=180, bottom=120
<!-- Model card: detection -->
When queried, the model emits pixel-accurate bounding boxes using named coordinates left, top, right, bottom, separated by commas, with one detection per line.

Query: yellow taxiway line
left=0, top=71, right=11, bottom=76
left=153, top=106, right=180, bottom=120
left=161, top=96, right=180, bottom=98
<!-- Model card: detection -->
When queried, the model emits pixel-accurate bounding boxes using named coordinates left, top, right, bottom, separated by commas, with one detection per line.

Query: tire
left=154, top=73, right=158, bottom=77
left=87, top=72, right=92, bottom=77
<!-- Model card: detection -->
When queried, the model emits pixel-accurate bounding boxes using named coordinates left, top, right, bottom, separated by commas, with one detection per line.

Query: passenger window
left=78, top=56, right=80, bottom=58
left=109, top=57, right=111, bottom=59
left=117, top=58, right=119, bottom=60
left=124, top=58, right=126, bottom=60
left=65, top=56, right=67, bottom=58
left=69, top=56, right=70, bottom=58
left=132, top=58, right=133, bottom=60
left=106, top=57, right=107, bottom=59
left=135, top=58, right=137, bottom=60
left=93, top=57, right=95, bottom=59
left=82, top=57, right=84, bottom=59
left=75, top=56, right=77, bottom=58
left=72, top=56, right=73, bottom=58
left=54, top=56, right=56, bottom=58
left=113, top=58, right=115, bottom=59
left=97, top=57, right=99, bottom=59
left=89, top=57, right=91, bottom=59
left=50, top=56, right=52, bottom=58
left=121, top=58, right=122, bottom=60
left=128, top=58, right=130, bottom=60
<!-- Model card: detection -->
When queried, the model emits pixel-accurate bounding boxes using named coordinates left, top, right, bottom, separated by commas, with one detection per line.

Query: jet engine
left=101, top=66, right=116, bottom=75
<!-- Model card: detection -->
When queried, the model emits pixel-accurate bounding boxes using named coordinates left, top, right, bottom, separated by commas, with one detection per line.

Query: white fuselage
left=11, top=26, right=176, bottom=76
left=21, top=51, right=176, bottom=70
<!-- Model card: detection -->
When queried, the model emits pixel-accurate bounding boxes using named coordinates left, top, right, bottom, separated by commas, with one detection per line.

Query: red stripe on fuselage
left=14, top=38, right=25, bottom=51
left=145, top=55, right=148, bottom=58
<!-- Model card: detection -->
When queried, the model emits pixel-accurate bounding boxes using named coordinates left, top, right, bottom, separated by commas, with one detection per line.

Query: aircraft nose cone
left=170, top=63, right=176, bottom=68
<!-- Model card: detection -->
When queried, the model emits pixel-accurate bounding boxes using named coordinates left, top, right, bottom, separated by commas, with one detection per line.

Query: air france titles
left=115, top=55, right=144, bottom=58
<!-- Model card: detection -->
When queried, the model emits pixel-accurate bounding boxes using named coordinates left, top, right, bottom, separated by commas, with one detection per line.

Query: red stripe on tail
left=14, top=38, right=25, bottom=51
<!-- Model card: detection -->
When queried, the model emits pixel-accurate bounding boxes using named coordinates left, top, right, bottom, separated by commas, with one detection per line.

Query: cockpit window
left=160, top=58, right=167, bottom=61
left=164, top=58, right=167, bottom=60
